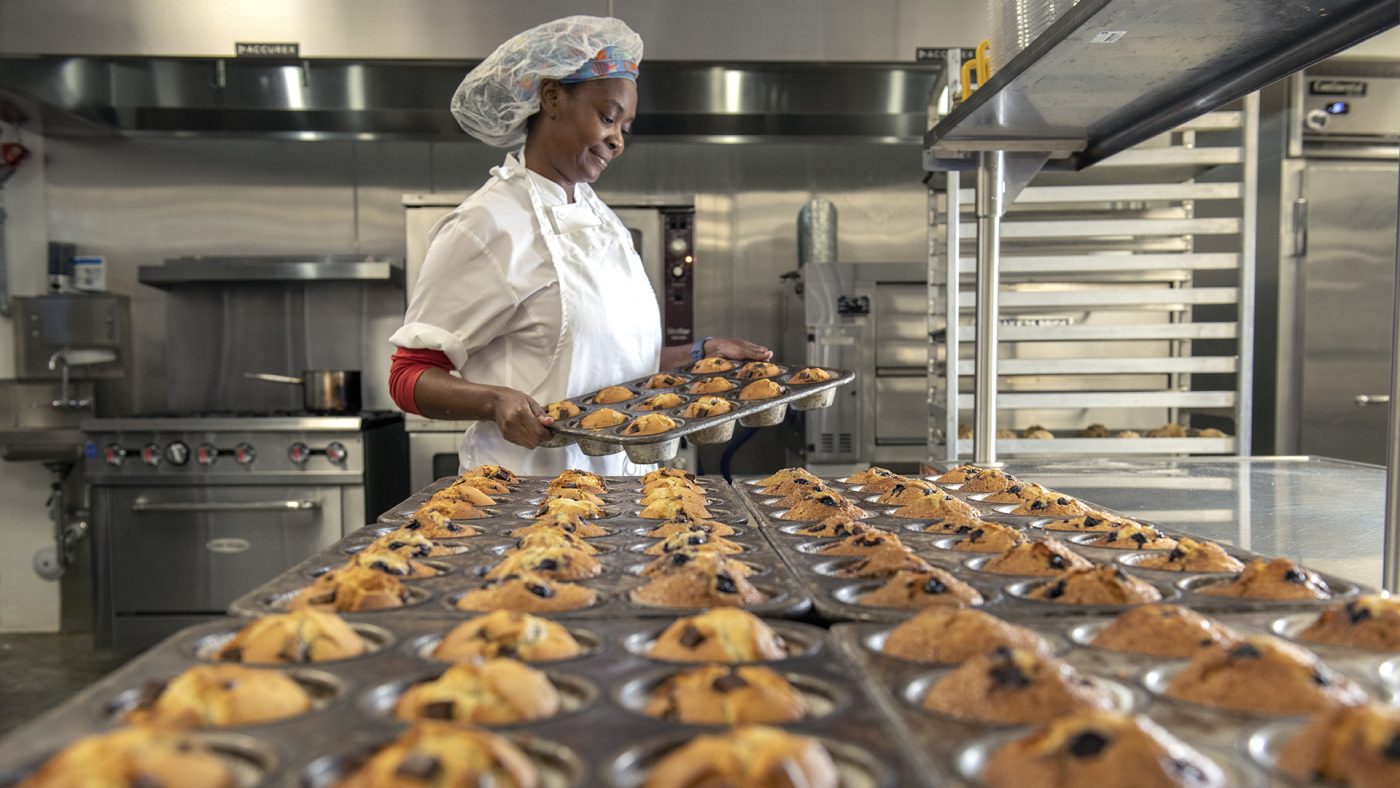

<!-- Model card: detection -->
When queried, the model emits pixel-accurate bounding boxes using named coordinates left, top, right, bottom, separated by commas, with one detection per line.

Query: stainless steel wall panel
left=875, top=376, right=926, bottom=442
left=874, top=284, right=931, bottom=368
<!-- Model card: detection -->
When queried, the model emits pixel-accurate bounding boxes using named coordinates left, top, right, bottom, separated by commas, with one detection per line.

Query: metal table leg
left=974, top=150, right=1004, bottom=466
left=1385, top=169, right=1400, bottom=592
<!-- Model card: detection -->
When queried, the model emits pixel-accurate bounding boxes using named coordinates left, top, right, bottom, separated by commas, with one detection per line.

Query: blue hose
left=719, top=426, right=758, bottom=483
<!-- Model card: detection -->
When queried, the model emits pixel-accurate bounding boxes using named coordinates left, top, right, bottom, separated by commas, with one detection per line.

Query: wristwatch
left=690, top=336, right=713, bottom=362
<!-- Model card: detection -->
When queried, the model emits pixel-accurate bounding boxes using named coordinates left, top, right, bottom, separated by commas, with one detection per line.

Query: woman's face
left=534, top=78, right=637, bottom=186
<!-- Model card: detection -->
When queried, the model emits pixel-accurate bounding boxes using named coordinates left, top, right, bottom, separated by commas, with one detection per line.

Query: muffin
left=1023, top=566, right=1163, bottom=606
left=623, top=414, right=678, bottom=435
left=690, top=356, right=735, bottom=374
left=774, top=482, right=841, bottom=507
left=1012, top=492, right=1089, bottom=517
left=632, top=551, right=767, bottom=608
left=791, top=515, right=879, bottom=539
left=642, top=725, right=838, bottom=788
left=737, top=379, right=782, bottom=400
left=1165, top=636, right=1366, bottom=714
left=216, top=609, right=366, bottom=664
left=1133, top=538, right=1244, bottom=573
left=644, top=665, right=807, bottom=725
left=781, top=491, right=868, bottom=521
left=787, top=367, right=833, bottom=385
left=551, top=469, right=607, bottom=492
left=395, top=658, right=560, bottom=725
left=735, top=362, right=781, bottom=380
left=1298, top=595, right=1400, bottom=650
left=485, top=546, right=603, bottom=581
left=452, top=475, right=511, bottom=496
left=414, top=498, right=487, bottom=526
left=646, top=519, right=738, bottom=538
left=409, top=507, right=482, bottom=539
left=592, top=386, right=633, bottom=405
left=950, top=522, right=1029, bottom=553
left=857, top=568, right=985, bottom=609
left=873, top=479, right=938, bottom=504
left=1091, top=604, right=1236, bottom=658
left=756, top=469, right=822, bottom=496
left=643, top=467, right=697, bottom=485
left=882, top=608, right=1049, bottom=664
left=1081, top=525, right=1178, bottom=551
left=336, top=721, right=537, bottom=788
left=580, top=408, right=626, bottom=430
left=433, top=611, right=582, bottom=662
left=641, top=486, right=709, bottom=506
left=544, top=399, right=581, bottom=419
left=513, top=529, right=599, bottom=555
left=1041, top=512, right=1140, bottom=532
left=682, top=396, right=733, bottom=418
left=509, top=514, right=610, bottom=539
left=922, top=515, right=998, bottom=534
left=370, top=527, right=455, bottom=559
left=982, top=710, right=1226, bottom=788
left=124, top=664, right=312, bottom=727
left=982, top=481, right=1053, bottom=504
left=934, top=464, right=988, bottom=485
left=641, top=549, right=752, bottom=579
left=20, top=726, right=236, bottom=788
left=642, top=475, right=705, bottom=493
left=535, top=498, right=605, bottom=519
left=856, top=474, right=917, bottom=494
left=644, top=373, right=687, bottom=389
left=290, top=565, right=414, bottom=612
left=1081, top=423, right=1111, bottom=437
left=959, top=468, right=1020, bottom=494
left=892, top=491, right=980, bottom=520
left=645, top=528, right=743, bottom=555
left=1278, top=703, right=1400, bottom=787
left=981, top=539, right=1095, bottom=576
left=638, top=499, right=710, bottom=522
left=467, top=465, right=519, bottom=485
left=1195, top=558, right=1333, bottom=600
left=647, top=609, right=790, bottom=662
left=921, top=647, right=1116, bottom=724
left=434, top=483, right=497, bottom=506
left=845, top=466, right=895, bottom=484
left=817, top=530, right=907, bottom=556
left=347, top=546, right=439, bottom=579
left=836, top=545, right=934, bottom=578
left=687, top=376, right=735, bottom=395
left=541, top=487, right=605, bottom=506
left=455, top=572, right=597, bottom=613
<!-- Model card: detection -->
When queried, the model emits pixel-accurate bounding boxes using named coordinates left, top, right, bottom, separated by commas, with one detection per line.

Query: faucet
left=47, top=348, right=114, bottom=410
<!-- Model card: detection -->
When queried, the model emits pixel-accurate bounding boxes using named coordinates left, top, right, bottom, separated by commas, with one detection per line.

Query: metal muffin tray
left=230, top=475, right=813, bottom=622
left=541, top=362, right=854, bottom=463
left=731, top=474, right=1371, bottom=624
left=833, top=606, right=1398, bottom=788
left=0, top=615, right=927, bottom=787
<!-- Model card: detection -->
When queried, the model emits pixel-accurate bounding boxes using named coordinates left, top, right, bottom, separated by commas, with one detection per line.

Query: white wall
left=0, top=120, right=60, bottom=633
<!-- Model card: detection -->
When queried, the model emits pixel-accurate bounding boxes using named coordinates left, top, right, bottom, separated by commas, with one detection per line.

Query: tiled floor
left=0, top=634, right=130, bottom=737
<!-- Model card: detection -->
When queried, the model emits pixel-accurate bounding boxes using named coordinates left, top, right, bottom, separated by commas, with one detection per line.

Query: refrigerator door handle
left=1356, top=394, right=1391, bottom=406
left=1292, top=197, right=1308, bottom=257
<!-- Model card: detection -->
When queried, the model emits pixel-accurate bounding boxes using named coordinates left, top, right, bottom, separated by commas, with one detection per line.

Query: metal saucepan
left=244, top=370, right=362, bottom=414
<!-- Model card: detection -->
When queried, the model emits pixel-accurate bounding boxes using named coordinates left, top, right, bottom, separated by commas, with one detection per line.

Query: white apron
left=456, top=155, right=662, bottom=475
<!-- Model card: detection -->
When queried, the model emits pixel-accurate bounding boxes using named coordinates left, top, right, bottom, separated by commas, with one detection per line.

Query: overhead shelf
left=139, top=255, right=405, bottom=288
left=924, top=0, right=1397, bottom=170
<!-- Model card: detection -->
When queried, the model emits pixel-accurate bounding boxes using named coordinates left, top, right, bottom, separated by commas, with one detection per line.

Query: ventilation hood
left=0, top=56, right=944, bottom=143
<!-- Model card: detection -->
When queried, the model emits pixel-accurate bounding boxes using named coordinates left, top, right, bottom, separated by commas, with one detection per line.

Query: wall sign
left=235, top=42, right=300, bottom=58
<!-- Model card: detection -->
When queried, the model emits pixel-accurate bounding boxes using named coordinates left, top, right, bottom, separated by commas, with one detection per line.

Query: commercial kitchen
left=3, top=0, right=1400, bottom=785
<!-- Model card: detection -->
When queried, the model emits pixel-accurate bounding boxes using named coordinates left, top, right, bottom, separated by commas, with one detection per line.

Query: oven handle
left=130, top=499, right=321, bottom=513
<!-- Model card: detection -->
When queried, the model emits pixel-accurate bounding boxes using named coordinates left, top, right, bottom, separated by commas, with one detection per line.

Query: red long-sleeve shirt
left=388, top=347, right=454, bottom=415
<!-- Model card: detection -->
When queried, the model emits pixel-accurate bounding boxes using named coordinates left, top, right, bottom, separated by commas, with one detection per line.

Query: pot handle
left=243, top=372, right=304, bottom=385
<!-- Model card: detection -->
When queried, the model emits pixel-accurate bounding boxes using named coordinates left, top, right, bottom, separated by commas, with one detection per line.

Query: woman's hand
left=490, top=387, right=554, bottom=449
left=706, top=337, right=773, bottom=361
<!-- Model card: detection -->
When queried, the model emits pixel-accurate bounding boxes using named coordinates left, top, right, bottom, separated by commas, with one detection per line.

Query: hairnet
left=451, top=15, right=643, bottom=148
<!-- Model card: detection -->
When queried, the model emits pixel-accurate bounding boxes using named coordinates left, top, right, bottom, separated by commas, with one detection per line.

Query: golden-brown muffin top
left=787, top=367, right=833, bottom=385
left=682, top=396, right=734, bottom=419
left=735, top=362, right=781, bottom=380
left=690, top=356, right=736, bottom=374
left=637, top=392, right=684, bottom=411
left=688, top=376, right=735, bottom=394
left=623, top=414, right=679, bottom=436
left=579, top=408, right=627, bottom=430
left=644, top=372, right=688, bottom=389
left=737, top=379, right=782, bottom=401
left=544, top=400, right=581, bottom=419
left=592, top=385, right=634, bottom=405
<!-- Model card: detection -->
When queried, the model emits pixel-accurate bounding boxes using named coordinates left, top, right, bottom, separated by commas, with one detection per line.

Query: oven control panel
left=86, top=433, right=363, bottom=477
left=662, top=209, right=695, bottom=346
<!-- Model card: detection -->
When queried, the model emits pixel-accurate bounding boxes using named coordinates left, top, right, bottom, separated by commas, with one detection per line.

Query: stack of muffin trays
left=230, top=475, right=812, bottom=621
left=0, top=615, right=931, bottom=786
left=729, top=475, right=1366, bottom=624
left=541, top=363, right=854, bottom=463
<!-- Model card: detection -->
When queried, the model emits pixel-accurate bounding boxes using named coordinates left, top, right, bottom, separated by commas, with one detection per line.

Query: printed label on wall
left=206, top=538, right=252, bottom=554
left=235, top=42, right=300, bottom=58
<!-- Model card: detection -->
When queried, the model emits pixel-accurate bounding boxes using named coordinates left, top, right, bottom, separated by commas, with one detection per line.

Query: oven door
left=98, top=484, right=344, bottom=615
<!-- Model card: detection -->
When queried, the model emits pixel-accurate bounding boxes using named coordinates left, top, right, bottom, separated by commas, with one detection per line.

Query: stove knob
left=234, top=442, right=257, bottom=465
left=102, top=444, right=127, bottom=466
left=325, top=441, right=348, bottom=465
left=165, top=441, right=189, bottom=466
left=196, top=443, right=219, bottom=466
left=288, top=442, right=310, bottom=465
left=140, top=443, right=161, bottom=466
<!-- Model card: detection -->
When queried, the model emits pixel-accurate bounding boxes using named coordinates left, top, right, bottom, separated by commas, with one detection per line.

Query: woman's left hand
left=705, top=337, right=772, bottom=361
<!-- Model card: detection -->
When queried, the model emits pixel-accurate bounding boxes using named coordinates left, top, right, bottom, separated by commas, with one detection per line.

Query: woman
left=389, top=15, right=770, bottom=476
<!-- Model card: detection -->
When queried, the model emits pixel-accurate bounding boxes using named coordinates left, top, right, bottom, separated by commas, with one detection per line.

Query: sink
left=0, top=381, right=92, bottom=463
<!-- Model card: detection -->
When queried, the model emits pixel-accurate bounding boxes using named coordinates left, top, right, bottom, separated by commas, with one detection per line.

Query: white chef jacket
left=390, top=152, right=662, bottom=476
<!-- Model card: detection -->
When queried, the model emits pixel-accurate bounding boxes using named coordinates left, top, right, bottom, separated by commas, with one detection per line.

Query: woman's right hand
left=490, top=387, right=554, bottom=448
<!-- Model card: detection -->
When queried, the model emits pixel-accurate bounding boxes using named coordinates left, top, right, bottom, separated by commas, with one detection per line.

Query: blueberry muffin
left=1195, top=558, right=1333, bottom=600
left=773, top=482, right=842, bottom=507
left=124, top=664, right=312, bottom=727
left=735, top=362, right=781, bottom=380
left=1080, top=525, right=1178, bottom=551
left=535, top=498, right=606, bottom=520
left=1299, top=595, right=1400, bottom=651
left=781, top=491, right=868, bottom=521
left=847, top=466, right=898, bottom=485
left=873, top=479, right=938, bottom=505
left=644, top=665, right=807, bottom=725
left=645, top=519, right=738, bottom=538
left=981, top=481, right=1054, bottom=504
left=409, top=506, right=482, bottom=539
left=485, top=546, right=603, bottom=581
left=755, top=468, right=821, bottom=496
left=579, top=407, right=627, bottom=430
left=632, top=551, right=767, bottom=608
left=1040, top=512, right=1138, bottom=532
left=544, top=399, right=581, bottom=419
left=336, top=722, right=537, bottom=787
left=858, top=568, right=985, bottom=609
left=433, top=611, right=582, bottom=662
left=817, top=530, right=907, bottom=556
left=647, top=609, right=790, bottom=663
left=413, top=500, right=486, bottom=531
left=881, top=608, right=1049, bottom=664
left=455, top=572, right=597, bottom=614
left=959, top=468, right=1020, bottom=494
left=641, top=549, right=753, bottom=578
left=642, top=467, right=697, bottom=485
left=216, top=609, right=366, bottom=664
left=981, top=539, right=1095, bottom=576
left=921, top=514, right=998, bottom=534
left=1090, top=604, right=1236, bottom=658
left=790, top=514, right=880, bottom=539
left=592, top=386, right=633, bottom=405
left=682, top=396, right=733, bottom=419
left=1278, top=703, right=1400, bottom=787
left=1134, top=538, right=1245, bottom=573
left=543, top=487, right=606, bottom=505
left=395, top=658, right=560, bottom=725
left=551, top=469, right=608, bottom=492
left=787, top=367, right=833, bottom=384
left=690, top=356, right=735, bottom=374
left=949, top=522, right=1029, bottom=553
left=687, top=376, right=735, bottom=395
left=639, top=497, right=713, bottom=521
left=1023, top=566, right=1163, bottom=606
left=623, top=413, right=678, bottom=436
left=509, top=514, right=610, bottom=539
left=433, top=483, right=496, bottom=506
left=833, top=546, right=934, bottom=578
left=466, top=465, right=519, bottom=486
left=892, top=491, right=980, bottom=520
left=645, top=528, right=743, bottom=556
left=21, top=726, right=236, bottom=788
left=290, top=565, right=415, bottom=613
left=644, top=372, right=687, bottom=389
left=982, top=710, right=1226, bottom=788
left=921, top=647, right=1115, bottom=724
left=933, top=464, right=989, bottom=485
left=1013, top=492, right=1089, bottom=517
left=737, top=379, right=782, bottom=400
left=1165, top=635, right=1367, bottom=714
left=346, top=546, right=439, bottom=579
left=369, top=527, right=456, bottom=559
left=640, top=487, right=708, bottom=508
left=452, top=474, right=511, bottom=496
left=642, top=725, right=838, bottom=788
left=511, top=529, right=598, bottom=556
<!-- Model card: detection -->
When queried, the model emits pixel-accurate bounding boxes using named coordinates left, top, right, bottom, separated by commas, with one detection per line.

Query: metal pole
left=974, top=150, right=1004, bottom=466
left=1384, top=165, right=1400, bottom=592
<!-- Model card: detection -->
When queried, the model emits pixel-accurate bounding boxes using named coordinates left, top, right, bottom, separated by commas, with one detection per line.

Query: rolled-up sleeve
left=389, top=214, right=519, bottom=371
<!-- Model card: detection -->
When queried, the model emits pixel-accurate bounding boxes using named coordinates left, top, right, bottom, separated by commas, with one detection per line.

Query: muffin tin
left=731, top=474, right=1369, bottom=624
left=231, top=475, right=812, bottom=621
left=833, top=607, right=1398, bottom=788
left=541, top=362, right=853, bottom=462
left=0, top=615, right=928, bottom=787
